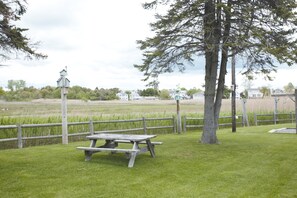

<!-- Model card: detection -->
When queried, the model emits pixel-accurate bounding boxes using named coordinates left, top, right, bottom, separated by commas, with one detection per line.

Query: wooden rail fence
left=254, top=112, right=296, bottom=126
left=2, top=112, right=295, bottom=149
left=183, top=115, right=244, bottom=132
left=0, top=117, right=176, bottom=149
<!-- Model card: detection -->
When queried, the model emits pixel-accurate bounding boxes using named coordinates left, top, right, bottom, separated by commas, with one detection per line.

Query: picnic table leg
left=85, top=139, right=97, bottom=161
left=128, top=142, right=139, bottom=168
left=85, top=150, right=92, bottom=161
left=99, top=140, right=118, bottom=148
left=146, top=140, right=155, bottom=158
left=89, top=139, right=97, bottom=147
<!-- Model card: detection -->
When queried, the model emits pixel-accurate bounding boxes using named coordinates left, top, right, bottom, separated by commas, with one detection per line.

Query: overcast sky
left=0, top=0, right=297, bottom=91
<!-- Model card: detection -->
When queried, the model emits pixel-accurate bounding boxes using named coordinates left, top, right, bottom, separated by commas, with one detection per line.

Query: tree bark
left=201, top=0, right=231, bottom=144
left=201, top=0, right=219, bottom=144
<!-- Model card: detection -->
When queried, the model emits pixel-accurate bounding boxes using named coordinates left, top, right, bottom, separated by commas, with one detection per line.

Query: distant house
left=116, top=92, right=129, bottom=101
left=117, top=90, right=142, bottom=101
left=192, top=92, right=204, bottom=100
left=130, top=91, right=142, bottom=100
left=247, top=88, right=263, bottom=98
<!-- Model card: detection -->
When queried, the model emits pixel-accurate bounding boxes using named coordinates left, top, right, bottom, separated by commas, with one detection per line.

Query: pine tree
left=135, top=0, right=297, bottom=143
left=0, top=0, right=46, bottom=62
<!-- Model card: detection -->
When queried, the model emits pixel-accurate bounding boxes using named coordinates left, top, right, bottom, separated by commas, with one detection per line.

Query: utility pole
left=175, top=85, right=182, bottom=134
left=231, top=52, right=236, bottom=132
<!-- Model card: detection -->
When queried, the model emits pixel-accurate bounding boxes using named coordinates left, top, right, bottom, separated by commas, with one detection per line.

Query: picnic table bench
left=77, top=133, right=162, bottom=168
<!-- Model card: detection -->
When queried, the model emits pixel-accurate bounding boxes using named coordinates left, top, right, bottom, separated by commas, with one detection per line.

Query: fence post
left=274, top=97, right=278, bottom=125
left=176, top=100, right=182, bottom=134
left=89, top=120, right=94, bottom=135
left=172, top=116, right=175, bottom=133
left=241, top=115, right=244, bottom=127
left=254, top=113, right=258, bottom=126
left=142, top=117, right=147, bottom=135
left=183, top=116, right=187, bottom=133
left=173, top=115, right=177, bottom=133
left=17, top=124, right=23, bottom=149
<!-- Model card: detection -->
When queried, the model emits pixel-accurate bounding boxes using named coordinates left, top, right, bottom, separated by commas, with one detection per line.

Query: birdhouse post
left=57, top=68, right=70, bottom=144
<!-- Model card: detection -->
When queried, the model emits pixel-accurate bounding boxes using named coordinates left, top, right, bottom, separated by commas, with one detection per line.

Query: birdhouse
left=60, top=69, right=67, bottom=77
left=57, top=77, right=70, bottom=88
left=174, top=86, right=181, bottom=101
left=64, top=78, right=70, bottom=88
left=174, top=94, right=181, bottom=101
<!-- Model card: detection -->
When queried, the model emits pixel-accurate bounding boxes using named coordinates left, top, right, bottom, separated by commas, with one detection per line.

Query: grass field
left=1, top=124, right=297, bottom=197
left=0, top=98, right=295, bottom=118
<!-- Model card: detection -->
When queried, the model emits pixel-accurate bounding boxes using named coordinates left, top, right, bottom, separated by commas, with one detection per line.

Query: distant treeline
left=0, top=85, right=122, bottom=101
left=0, top=80, right=205, bottom=101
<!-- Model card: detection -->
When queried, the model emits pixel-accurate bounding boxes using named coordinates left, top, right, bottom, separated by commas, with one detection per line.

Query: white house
left=130, top=91, right=142, bottom=100
left=117, top=90, right=142, bottom=101
left=192, top=92, right=204, bottom=100
left=116, top=92, right=129, bottom=101
left=247, top=88, right=263, bottom=98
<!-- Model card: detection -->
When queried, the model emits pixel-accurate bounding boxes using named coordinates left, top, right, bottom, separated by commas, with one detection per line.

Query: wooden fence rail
left=0, top=117, right=175, bottom=149
left=2, top=112, right=295, bottom=149
left=183, top=115, right=244, bottom=132
left=254, top=112, right=295, bottom=126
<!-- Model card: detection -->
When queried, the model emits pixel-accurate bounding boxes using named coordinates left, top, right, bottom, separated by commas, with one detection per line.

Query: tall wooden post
left=241, top=98, right=249, bottom=127
left=17, top=124, right=22, bottom=149
left=61, top=87, right=68, bottom=144
left=175, top=85, right=182, bottom=134
left=231, top=52, right=236, bottom=132
left=176, top=99, right=181, bottom=134
left=274, top=97, right=279, bottom=125
left=57, top=68, right=70, bottom=144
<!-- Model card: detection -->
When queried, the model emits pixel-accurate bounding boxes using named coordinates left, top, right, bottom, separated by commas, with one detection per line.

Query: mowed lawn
left=1, top=124, right=297, bottom=198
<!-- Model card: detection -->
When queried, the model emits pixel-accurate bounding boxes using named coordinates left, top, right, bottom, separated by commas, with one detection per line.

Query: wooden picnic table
left=77, top=133, right=160, bottom=168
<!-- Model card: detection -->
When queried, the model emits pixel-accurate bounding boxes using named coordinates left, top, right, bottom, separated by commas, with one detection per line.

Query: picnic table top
left=86, top=133, right=157, bottom=141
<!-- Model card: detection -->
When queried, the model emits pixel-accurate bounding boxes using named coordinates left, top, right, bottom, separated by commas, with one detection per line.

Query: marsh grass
left=1, top=98, right=294, bottom=117
left=1, top=124, right=297, bottom=197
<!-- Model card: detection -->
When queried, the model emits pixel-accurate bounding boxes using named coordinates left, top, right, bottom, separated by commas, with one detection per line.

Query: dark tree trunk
left=201, top=0, right=219, bottom=144
left=201, top=0, right=231, bottom=144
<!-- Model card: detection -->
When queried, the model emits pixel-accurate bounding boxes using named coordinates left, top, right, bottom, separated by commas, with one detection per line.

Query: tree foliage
left=93, top=87, right=120, bottom=100
left=135, top=0, right=297, bottom=143
left=159, top=89, right=171, bottom=99
left=7, top=79, right=26, bottom=91
left=223, top=86, right=231, bottom=99
left=0, top=0, right=47, bottom=61
left=187, top=87, right=202, bottom=99
left=259, top=86, right=271, bottom=97
left=138, top=88, right=159, bottom=97
left=0, top=86, right=4, bottom=96
left=284, top=82, right=295, bottom=93
left=3, top=81, right=122, bottom=101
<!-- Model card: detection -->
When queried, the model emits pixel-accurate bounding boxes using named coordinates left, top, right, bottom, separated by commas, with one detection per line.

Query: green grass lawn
left=1, top=124, right=297, bottom=198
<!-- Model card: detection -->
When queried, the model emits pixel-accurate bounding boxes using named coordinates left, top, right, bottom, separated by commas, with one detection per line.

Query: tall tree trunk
left=201, top=0, right=219, bottom=144
left=202, top=53, right=219, bottom=144
left=201, top=0, right=231, bottom=144
left=214, top=0, right=232, bottom=126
